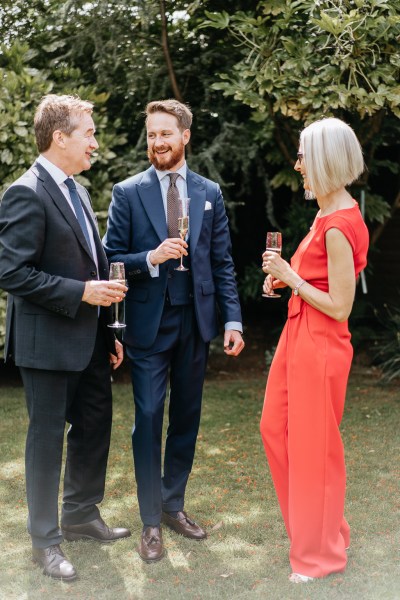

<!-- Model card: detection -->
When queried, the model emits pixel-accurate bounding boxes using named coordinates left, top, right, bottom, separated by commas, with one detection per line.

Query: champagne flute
left=262, top=231, right=282, bottom=298
left=175, top=197, right=190, bottom=272
left=107, top=262, right=127, bottom=328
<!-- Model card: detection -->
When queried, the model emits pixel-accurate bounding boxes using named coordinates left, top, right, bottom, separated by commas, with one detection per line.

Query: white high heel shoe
left=289, top=572, right=315, bottom=583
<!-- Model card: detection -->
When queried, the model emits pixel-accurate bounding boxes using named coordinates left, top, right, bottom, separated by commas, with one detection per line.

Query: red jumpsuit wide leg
left=260, top=305, right=351, bottom=578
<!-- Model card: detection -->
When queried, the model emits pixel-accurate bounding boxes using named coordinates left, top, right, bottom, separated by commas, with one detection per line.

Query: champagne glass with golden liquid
left=175, top=197, right=190, bottom=272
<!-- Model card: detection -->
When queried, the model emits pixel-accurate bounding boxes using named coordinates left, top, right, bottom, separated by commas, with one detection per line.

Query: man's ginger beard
left=147, top=141, right=185, bottom=171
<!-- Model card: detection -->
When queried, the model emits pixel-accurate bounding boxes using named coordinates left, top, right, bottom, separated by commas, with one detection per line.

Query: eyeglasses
left=297, top=152, right=303, bottom=164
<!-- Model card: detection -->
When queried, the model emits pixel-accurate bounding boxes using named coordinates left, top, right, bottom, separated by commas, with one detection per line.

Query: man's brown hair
left=145, top=99, right=192, bottom=132
left=34, top=94, right=94, bottom=153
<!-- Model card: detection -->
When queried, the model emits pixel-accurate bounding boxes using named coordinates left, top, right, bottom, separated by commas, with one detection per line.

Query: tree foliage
left=202, top=0, right=400, bottom=222
left=0, top=1, right=262, bottom=202
left=203, top=1, right=400, bottom=118
left=0, top=42, right=128, bottom=210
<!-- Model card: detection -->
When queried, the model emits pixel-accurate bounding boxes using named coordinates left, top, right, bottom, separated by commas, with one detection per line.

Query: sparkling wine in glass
left=107, top=262, right=127, bottom=328
left=175, top=197, right=190, bottom=272
left=262, top=231, right=282, bottom=298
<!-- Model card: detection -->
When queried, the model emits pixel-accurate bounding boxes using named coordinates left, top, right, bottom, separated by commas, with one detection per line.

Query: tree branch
left=273, top=119, right=296, bottom=165
left=159, top=0, right=184, bottom=103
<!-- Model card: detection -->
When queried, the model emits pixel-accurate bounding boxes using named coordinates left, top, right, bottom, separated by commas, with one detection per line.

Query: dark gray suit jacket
left=0, top=161, right=114, bottom=370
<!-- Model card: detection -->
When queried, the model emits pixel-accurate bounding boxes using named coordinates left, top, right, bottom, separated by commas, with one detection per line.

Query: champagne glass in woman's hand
left=107, top=262, right=127, bottom=328
left=262, top=231, right=282, bottom=298
left=175, top=197, right=190, bottom=272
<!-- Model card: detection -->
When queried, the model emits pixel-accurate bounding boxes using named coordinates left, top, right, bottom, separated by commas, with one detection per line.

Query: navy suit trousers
left=127, top=303, right=209, bottom=526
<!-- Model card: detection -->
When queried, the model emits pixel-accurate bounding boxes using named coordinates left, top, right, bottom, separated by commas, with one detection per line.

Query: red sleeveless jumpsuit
left=260, top=204, right=369, bottom=578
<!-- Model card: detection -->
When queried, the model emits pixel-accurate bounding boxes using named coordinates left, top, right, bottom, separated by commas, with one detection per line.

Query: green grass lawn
left=0, top=366, right=399, bottom=600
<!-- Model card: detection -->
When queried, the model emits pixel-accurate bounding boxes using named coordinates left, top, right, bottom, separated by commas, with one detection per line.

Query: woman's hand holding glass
left=262, top=232, right=283, bottom=298
left=262, top=252, right=307, bottom=301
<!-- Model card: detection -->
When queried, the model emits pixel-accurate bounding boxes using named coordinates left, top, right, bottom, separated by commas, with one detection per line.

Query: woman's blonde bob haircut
left=300, top=117, right=364, bottom=198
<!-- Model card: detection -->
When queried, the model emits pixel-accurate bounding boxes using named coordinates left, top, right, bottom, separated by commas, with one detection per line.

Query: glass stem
left=115, top=301, right=119, bottom=324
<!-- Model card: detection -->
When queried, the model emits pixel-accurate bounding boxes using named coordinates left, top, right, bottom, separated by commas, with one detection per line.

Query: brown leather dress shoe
left=138, top=526, right=165, bottom=563
left=62, top=516, right=131, bottom=543
left=161, top=511, right=207, bottom=540
left=32, top=544, right=77, bottom=581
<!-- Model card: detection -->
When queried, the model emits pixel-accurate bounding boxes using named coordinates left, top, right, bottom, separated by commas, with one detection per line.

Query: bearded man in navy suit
left=0, top=95, right=131, bottom=581
left=103, top=99, right=245, bottom=562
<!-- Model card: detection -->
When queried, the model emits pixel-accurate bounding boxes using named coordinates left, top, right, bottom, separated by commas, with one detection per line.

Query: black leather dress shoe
left=161, top=511, right=207, bottom=540
left=62, top=516, right=131, bottom=543
left=138, top=526, right=165, bottom=563
left=32, top=544, right=77, bottom=581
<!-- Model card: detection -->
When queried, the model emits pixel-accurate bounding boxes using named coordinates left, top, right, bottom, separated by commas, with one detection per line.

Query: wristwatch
left=293, top=279, right=306, bottom=296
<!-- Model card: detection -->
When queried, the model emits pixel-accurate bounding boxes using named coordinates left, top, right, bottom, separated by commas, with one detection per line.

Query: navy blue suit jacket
left=103, top=165, right=242, bottom=349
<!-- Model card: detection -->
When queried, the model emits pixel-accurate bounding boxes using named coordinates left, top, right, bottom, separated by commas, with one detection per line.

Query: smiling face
left=62, top=112, right=99, bottom=175
left=146, top=111, right=190, bottom=171
left=46, top=111, right=99, bottom=176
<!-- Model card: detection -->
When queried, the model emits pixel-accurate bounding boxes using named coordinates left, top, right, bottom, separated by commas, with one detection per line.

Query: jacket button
left=90, top=270, right=97, bottom=277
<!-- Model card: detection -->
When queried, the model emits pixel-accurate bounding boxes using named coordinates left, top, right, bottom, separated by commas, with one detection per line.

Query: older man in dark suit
left=103, top=99, right=245, bottom=562
left=0, top=95, right=130, bottom=581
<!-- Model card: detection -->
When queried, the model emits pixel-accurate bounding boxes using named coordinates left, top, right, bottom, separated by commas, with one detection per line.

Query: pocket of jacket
left=201, top=280, right=215, bottom=296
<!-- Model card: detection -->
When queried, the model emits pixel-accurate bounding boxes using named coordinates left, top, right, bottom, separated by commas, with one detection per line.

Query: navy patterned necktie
left=64, top=178, right=92, bottom=253
left=167, top=173, right=180, bottom=238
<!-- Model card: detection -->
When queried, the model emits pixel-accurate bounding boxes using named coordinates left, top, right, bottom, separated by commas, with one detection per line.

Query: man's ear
left=182, top=129, right=191, bottom=146
left=52, top=129, right=66, bottom=148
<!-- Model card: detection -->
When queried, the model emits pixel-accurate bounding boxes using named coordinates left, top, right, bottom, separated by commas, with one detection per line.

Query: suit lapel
left=187, top=169, right=206, bottom=255
left=34, top=162, right=95, bottom=262
left=76, top=194, right=109, bottom=274
left=138, top=167, right=168, bottom=242
left=75, top=184, right=108, bottom=270
left=77, top=185, right=98, bottom=233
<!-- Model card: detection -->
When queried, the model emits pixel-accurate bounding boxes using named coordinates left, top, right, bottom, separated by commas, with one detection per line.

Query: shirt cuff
left=225, top=321, right=243, bottom=333
left=146, top=251, right=159, bottom=278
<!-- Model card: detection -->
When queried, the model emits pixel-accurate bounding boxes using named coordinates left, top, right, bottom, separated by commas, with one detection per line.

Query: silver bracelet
left=293, top=279, right=306, bottom=296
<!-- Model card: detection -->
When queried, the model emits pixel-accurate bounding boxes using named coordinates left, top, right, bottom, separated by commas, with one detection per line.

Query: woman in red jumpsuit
left=260, top=118, right=369, bottom=583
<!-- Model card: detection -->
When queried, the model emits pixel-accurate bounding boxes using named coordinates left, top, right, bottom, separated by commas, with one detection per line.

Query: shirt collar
left=155, top=161, right=187, bottom=183
left=37, top=155, right=73, bottom=186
